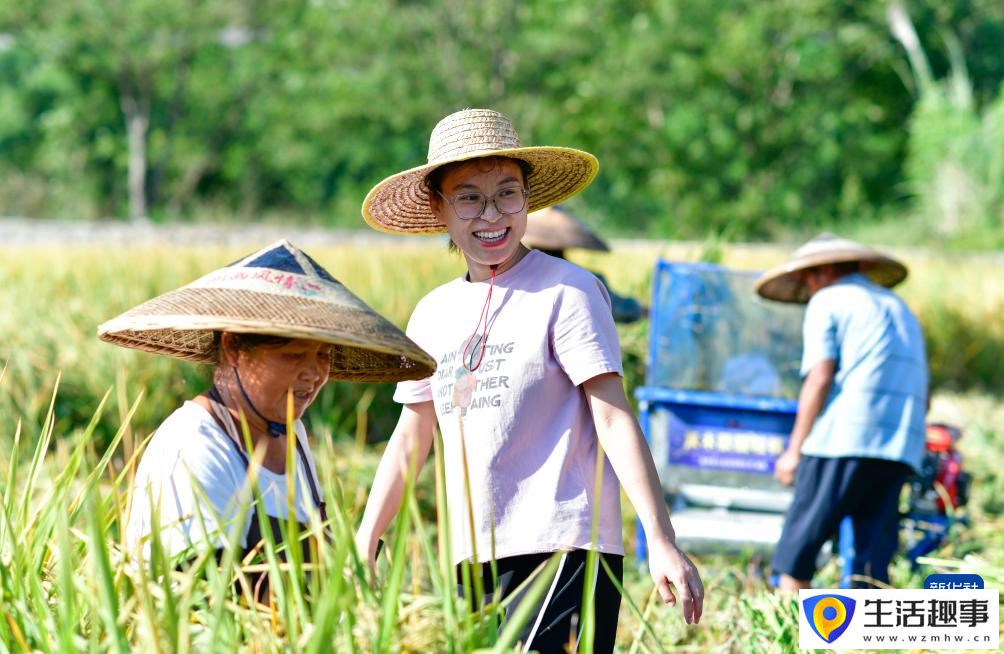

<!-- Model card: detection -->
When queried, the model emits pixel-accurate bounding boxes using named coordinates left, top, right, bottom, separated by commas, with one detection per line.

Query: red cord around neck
left=462, top=265, right=497, bottom=371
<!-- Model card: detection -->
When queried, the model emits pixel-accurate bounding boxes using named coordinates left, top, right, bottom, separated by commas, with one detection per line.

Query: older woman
left=98, top=239, right=434, bottom=597
left=356, top=109, right=703, bottom=653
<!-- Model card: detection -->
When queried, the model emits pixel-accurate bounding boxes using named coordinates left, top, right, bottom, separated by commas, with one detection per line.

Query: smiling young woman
left=357, top=109, right=705, bottom=653
left=428, top=157, right=531, bottom=281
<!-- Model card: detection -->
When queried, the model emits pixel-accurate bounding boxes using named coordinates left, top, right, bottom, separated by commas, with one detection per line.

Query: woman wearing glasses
left=355, top=109, right=703, bottom=653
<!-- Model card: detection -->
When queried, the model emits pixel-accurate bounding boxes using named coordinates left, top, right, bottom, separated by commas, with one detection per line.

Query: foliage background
left=1, top=0, right=1002, bottom=244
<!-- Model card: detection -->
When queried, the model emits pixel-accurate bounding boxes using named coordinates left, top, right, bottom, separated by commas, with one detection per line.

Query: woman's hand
left=354, top=529, right=379, bottom=574
left=648, top=535, right=704, bottom=624
left=353, top=402, right=437, bottom=577
left=582, top=373, right=705, bottom=624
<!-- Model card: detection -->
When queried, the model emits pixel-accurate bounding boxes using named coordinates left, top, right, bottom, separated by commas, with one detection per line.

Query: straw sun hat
left=755, top=233, right=908, bottom=304
left=98, top=240, right=436, bottom=382
left=362, top=108, right=599, bottom=234
left=522, top=205, right=610, bottom=253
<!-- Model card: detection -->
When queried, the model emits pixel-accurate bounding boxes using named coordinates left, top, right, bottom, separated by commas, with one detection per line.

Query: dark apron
left=206, top=395, right=328, bottom=604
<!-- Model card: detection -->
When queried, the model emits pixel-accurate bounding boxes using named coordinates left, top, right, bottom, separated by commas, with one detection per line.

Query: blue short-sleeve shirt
left=800, top=274, right=928, bottom=471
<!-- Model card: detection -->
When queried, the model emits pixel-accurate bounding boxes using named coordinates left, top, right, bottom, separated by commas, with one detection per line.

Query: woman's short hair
left=425, top=156, right=533, bottom=196
left=213, top=332, right=292, bottom=363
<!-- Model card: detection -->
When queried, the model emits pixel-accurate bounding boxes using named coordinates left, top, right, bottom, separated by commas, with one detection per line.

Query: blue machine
left=636, top=260, right=804, bottom=561
left=636, top=260, right=967, bottom=587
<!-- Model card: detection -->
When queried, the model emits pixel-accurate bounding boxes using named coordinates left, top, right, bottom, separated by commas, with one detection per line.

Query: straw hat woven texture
left=362, top=109, right=599, bottom=234
left=523, top=206, right=610, bottom=252
left=98, top=240, right=436, bottom=382
left=755, top=233, right=908, bottom=304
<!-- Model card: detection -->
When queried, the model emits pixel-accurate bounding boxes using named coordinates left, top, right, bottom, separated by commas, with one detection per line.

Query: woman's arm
left=354, top=401, right=437, bottom=569
left=582, top=372, right=704, bottom=625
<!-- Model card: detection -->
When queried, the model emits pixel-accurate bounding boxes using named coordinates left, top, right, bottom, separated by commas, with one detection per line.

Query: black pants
left=772, top=456, right=911, bottom=584
left=458, top=550, right=623, bottom=654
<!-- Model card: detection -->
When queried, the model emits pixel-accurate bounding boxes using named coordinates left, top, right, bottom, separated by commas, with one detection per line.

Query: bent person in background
left=356, top=108, right=703, bottom=654
left=98, top=239, right=434, bottom=604
left=756, top=233, right=928, bottom=591
left=522, top=205, right=645, bottom=323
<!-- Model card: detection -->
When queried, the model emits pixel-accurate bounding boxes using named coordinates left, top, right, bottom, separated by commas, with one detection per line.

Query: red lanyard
left=462, top=265, right=497, bottom=372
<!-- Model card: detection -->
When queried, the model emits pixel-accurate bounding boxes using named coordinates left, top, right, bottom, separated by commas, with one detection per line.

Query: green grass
left=1, top=243, right=1002, bottom=652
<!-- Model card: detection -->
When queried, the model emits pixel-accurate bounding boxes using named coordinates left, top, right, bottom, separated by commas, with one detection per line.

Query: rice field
left=1, top=240, right=1001, bottom=652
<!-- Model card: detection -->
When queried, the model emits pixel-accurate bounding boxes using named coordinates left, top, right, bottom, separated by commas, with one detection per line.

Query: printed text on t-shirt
left=435, top=340, right=515, bottom=415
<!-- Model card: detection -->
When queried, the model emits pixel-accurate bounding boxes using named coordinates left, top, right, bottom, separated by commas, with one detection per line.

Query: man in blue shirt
left=756, top=234, right=928, bottom=591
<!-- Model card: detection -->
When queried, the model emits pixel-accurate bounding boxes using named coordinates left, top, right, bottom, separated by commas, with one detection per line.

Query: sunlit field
left=1, top=242, right=1001, bottom=652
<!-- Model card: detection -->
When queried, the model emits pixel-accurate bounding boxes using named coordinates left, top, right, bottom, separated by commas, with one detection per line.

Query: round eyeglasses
left=438, top=187, right=530, bottom=220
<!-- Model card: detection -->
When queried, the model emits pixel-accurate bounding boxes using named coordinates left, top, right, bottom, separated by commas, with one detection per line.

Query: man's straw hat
left=522, top=206, right=610, bottom=253
left=98, top=240, right=436, bottom=382
left=362, top=108, right=599, bottom=234
left=755, top=233, right=908, bottom=304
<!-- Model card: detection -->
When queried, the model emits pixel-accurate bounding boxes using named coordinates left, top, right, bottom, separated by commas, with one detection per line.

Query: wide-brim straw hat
left=523, top=205, right=610, bottom=253
left=98, top=240, right=436, bottom=382
left=755, top=233, right=908, bottom=304
left=362, top=108, right=599, bottom=234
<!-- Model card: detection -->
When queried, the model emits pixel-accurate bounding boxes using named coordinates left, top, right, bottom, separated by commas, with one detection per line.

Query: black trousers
left=772, top=456, right=911, bottom=584
left=458, top=550, right=624, bottom=654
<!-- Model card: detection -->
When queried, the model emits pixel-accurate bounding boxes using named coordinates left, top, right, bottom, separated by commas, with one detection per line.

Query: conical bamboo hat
left=98, top=240, right=436, bottom=382
left=755, top=233, right=908, bottom=304
left=523, top=206, right=610, bottom=252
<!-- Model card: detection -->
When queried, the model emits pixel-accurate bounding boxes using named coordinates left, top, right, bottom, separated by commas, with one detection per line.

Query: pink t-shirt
left=394, top=250, right=625, bottom=564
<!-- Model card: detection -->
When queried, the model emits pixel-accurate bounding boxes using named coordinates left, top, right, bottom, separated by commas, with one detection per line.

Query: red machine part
left=925, top=424, right=965, bottom=511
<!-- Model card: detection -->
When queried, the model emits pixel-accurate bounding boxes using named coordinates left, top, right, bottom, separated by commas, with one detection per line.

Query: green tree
left=0, top=0, right=1002, bottom=239
left=8, top=0, right=251, bottom=219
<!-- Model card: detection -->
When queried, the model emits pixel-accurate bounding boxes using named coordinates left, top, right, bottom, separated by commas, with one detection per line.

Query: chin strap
left=212, top=367, right=287, bottom=439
